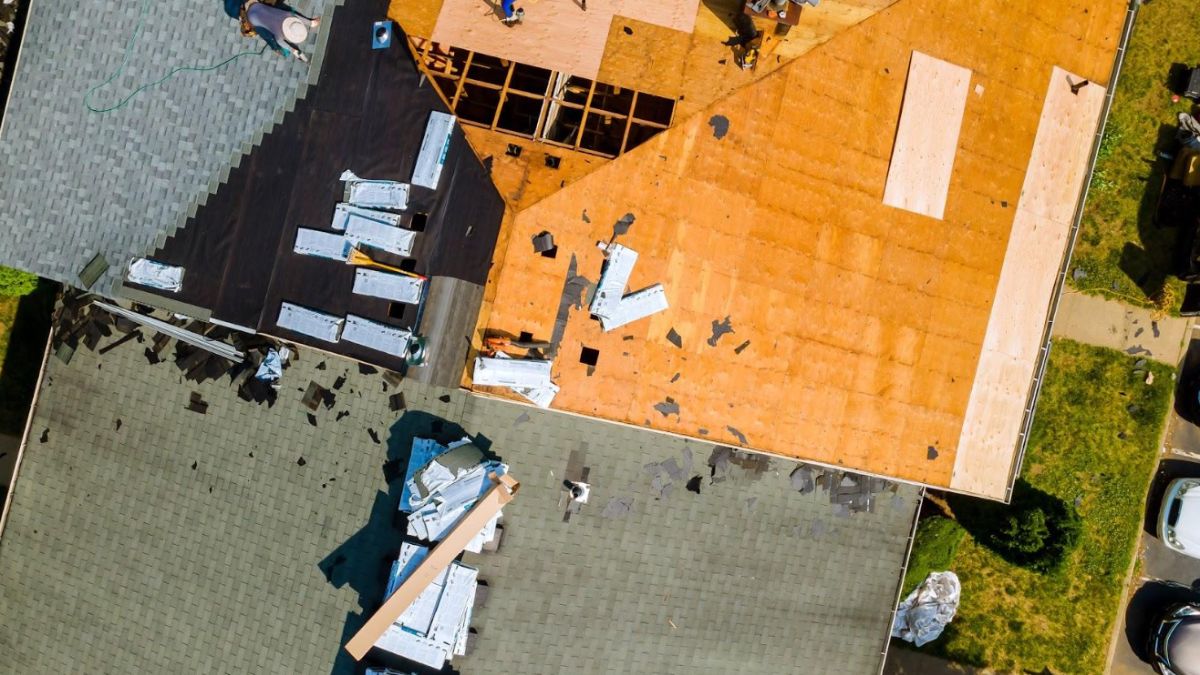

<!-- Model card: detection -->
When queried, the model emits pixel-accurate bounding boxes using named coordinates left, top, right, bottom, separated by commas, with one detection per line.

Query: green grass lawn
left=1071, top=0, right=1200, bottom=311
left=914, top=339, right=1173, bottom=673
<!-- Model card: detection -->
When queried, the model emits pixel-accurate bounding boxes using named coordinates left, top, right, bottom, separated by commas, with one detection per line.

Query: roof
left=0, top=0, right=333, bottom=295
left=0, top=319, right=920, bottom=673
left=454, top=0, right=1125, bottom=499
left=124, top=2, right=505, bottom=381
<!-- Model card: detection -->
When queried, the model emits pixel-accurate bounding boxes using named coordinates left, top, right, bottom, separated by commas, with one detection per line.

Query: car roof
left=1171, top=619, right=1200, bottom=673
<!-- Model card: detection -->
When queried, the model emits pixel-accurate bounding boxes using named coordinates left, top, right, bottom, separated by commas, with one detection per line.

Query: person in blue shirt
left=500, top=0, right=524, bottom=25
left=226, top=1, right=320, bottom=62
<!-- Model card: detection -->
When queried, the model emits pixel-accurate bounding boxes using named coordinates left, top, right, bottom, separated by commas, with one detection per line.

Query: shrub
left=902, top=515, right=966, bottom=596
left=949, top=479, right=1082, bottom=574
left=0, top=267, right=38, bottom=297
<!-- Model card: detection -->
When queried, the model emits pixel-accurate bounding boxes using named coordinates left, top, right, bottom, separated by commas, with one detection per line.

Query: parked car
left=1151, top=602, right=1200, bottom=675
left=1159, top=478, right=1200, bottom=558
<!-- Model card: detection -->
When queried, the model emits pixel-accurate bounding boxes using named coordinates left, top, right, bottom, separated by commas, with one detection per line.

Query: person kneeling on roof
left=227, top=0, right=320, bottom=63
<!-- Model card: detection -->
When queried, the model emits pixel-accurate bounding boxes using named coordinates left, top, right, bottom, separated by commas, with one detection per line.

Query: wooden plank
left=950, top=67, right=1106, bottom=499
left=882, top=51, right=971, bottom=220
left=344, top=473, right=519, bottom=661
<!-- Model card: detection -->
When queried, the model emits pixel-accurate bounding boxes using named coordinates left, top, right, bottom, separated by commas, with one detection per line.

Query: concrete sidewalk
left=1052, top=291, right=1190, bottom=364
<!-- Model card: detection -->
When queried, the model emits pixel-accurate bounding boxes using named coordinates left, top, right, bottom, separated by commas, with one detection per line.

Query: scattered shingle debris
left=797, top=466, right=898, bottom=516
left=708, top=445, right=769, bottom=483
left=612, top=212, right=635, bottom=240
left=368, top=428, right=381, bottom=444
left=297, top=457, right=307, bottom=467
left=600, top=496, right=633, bottom=518
left=316, top=361, right=327, bottom=370
left=333, top=375, right=346, bottom=390
left=306, top=413, right=318, bottom=427
left=725, top=425, right=747, bottom=444
left=1126, top=345, right=1149, bottom=356
left=789, top=466, right=815, bottom=494
left=513, top=412, right=531, bottom=427
left=186, top=392, right=208, bottom=414
left=708, top=316, right=734, bottom=347
left=336, top=411, right=350, bottom=421
left=670, top=372, right=680, bottom=383
left=666, top=328, right=683, bottom=348
left=581, top=209, right=590, bottom=223
left=389, top=392, right=407, bottom=412
left=927, top=446, right=939, bottom=460
left=686, top=476, right=702, bottom=494
left=708, top=114, right=730, bottom=139
left=1153, top=320, right=1161, bottom=338
left=654, top=397, right=680, bottom=417
left=734, top=340, right=750, bottom=354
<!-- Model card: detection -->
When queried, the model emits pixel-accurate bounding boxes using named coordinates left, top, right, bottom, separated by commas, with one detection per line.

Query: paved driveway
left=1112, top=336, right=1200, bottom=674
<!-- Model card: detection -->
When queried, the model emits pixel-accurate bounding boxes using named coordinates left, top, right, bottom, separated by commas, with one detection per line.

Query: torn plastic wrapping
left=401, top=438, right=505, bottom=553
left=891, top=571, right=960, bottom=647
left=255, top=348, right=284, bottom=382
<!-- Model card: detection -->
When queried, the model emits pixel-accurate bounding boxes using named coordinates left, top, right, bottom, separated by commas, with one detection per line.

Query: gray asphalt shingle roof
left=0, top=0, right=333, bottom=294
left=0, top=329, right=918, bottom=674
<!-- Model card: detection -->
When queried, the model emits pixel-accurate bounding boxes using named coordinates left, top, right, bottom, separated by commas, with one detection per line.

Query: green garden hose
left=84, top=0, right=266, bottom=114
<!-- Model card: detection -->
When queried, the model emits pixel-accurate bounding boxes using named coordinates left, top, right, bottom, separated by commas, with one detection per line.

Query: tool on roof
left=482, top=335, right=553, bottom=354
left=346, top=247, right=426, bottom=280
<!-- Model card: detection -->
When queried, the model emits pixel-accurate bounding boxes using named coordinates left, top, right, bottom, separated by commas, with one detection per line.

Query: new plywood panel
left=882, top=52, right=971, bottom=220
left=950, top=67, right=1106, bottom=498
left=430, top=0, right=700, bottom=79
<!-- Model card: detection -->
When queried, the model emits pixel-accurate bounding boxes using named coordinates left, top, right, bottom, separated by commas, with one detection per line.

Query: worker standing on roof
left=500, top=0, right=524, bottom=25
left=227, top=0, right=321, bottom=63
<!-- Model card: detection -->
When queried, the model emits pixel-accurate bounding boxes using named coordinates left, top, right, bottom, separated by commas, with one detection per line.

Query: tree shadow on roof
left=319, top=410, right=492, bottom=675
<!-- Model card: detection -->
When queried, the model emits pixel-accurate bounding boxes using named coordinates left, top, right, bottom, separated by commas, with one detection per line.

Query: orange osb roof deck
left=468, top=0, right=1125, bottom=498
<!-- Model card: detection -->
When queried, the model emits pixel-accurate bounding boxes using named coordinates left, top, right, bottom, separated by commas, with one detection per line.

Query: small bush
left=0, top=267, right=38, bottom=297
left=902, top=515, right=966, bottom=596
left=950, top=479, right=1082, bottom=574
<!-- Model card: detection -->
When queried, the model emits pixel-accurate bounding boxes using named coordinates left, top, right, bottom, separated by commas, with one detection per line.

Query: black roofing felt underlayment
left=135, top=0, right=504, bottom=371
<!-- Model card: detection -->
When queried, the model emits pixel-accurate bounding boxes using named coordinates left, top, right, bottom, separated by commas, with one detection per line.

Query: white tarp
left=376, top=542, right=478, bottom=668
left=126, top=258, right=184, bottom=292
left=589, top=242, right=668, bottom=331
left=330, top=203, right=404, bottom=231
left=412, top=111, right=455, bottom=189
left=891, top=571, right=960, bottom=647
left=341, top=170, right=410, bottom=210
left=276, top=303, right=343, bottom=343
left=293, top=228, right=350, bottom=261
left=341, top=314, right=413, bottom=356
left=352, top=269, right=424, bottom=304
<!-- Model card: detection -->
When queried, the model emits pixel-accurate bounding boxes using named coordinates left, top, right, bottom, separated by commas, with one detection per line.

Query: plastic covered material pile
left=374, top=542, right=477, bottom=668
left=402, top=438, right=506, bottom=553
left=891, top=570, right=960, bottom=647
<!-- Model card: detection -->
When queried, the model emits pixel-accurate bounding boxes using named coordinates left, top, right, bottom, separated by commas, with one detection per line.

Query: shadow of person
left=318, top=410, right=492, bottom=675
left=1125, top=579, right=1200, bottom=663
left=704, top=0, right=748, bottom=33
